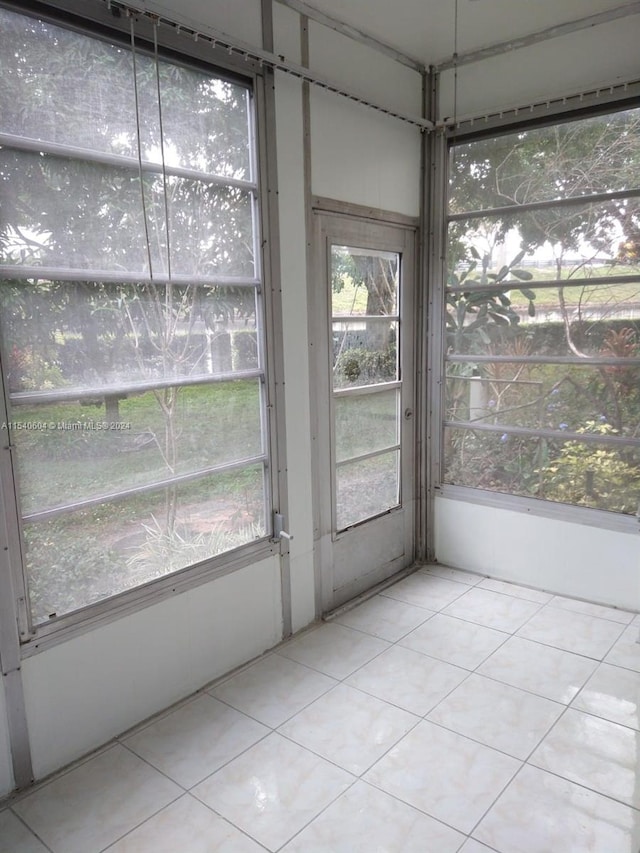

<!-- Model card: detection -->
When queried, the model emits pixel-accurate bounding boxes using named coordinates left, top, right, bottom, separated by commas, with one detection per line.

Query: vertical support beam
left=300, top=15, right=322, bottom=619
left=0, top=485, right=33, bottom=790
left=422, top=68, right=447, bottom=563
left=260, top=0, right=292, bottom=638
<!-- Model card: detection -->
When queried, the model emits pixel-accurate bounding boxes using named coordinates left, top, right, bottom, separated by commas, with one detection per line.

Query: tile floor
left=2, top=564, right=640, bottom=852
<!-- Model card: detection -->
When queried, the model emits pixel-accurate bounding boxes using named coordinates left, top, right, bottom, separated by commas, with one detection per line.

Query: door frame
left=310, top=198, right=419, bottom=614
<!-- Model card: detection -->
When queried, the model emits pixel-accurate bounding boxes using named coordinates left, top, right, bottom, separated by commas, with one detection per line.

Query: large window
left=444, top=107, right=640, bottom=517
left=0, top=8, right=270, bottom=628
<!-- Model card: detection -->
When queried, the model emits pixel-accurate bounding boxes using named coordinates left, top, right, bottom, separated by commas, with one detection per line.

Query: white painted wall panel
left=435, top=496, right=640, bottom=611
left=439, top=18, right=640, bottom=120
left=309, top=22, right=421, bottom=117
left=274, top=72, right=317, bottom=631
left=0, top=677, right=13, bottom=798
left=274, top=1, right=301, bottom=64
left=22, top=557, right=281, bottom=780
left=139, top=0, right=263, bottom=48
left=311, top=88, right=421, bottom=216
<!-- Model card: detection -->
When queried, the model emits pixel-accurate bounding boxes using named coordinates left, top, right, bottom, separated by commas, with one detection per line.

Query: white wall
left=435, top=496, right=640, bottom=611
left=308, top=22, right=422, bottom=216
left=439, top=17, right=640, bottom=120
left=21, top=558, right=282, bottom=779
left=0, top=677, right=13, bottom=798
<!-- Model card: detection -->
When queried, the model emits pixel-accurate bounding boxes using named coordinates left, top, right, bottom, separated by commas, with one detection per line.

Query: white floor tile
left=517, top=606, right=625, bottom=659
left=364, top=720, right=520, bottom=834
left=276, top=623, right=389, bottom=679
left=477, top=578, right=553, bottom=604
left=529, top=708, right=640, bottom=808
left=123, top=694, right=269, bottom=789
left=572, top=662, right=640, bottom=729
left=400, top=613, right=508, bottom=670
left=105, top=794, right=264, bottom=852
left=12, top=745, right=181, bottom=853
left=606, top=623, right=640, bottom=672
left=549, top=596, right=636, bottom=625
left=279, top=683, right=418, bottom=775
left=346, top=644, right=468, bottom=716
left=475, top=764, right=640, bottom=853
left=443, top=588, right=542, bottom=633
left=427, top=674, right=564, bottom=759
left=281, top=781, right=465, bottom=852
left=382, top=573, right=469, bottom=611
left=192, top=733, right=353, bottom=851
left=419, top=565, right=484, bottom=586
left=0, top=810, right=48, bottom=853
left=477, top=636, right=597, bottom=703
left=460, top=841, right=499, bottom=853
left=210, top=654, right=336, bottom=728
left=334, top=594, right=434, bottom=641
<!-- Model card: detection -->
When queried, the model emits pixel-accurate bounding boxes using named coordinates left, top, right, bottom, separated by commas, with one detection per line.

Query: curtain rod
left=103, top=0, right=432, bottom=131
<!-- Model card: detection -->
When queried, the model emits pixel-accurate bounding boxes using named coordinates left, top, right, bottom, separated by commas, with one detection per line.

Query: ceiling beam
left=436, top=1, right=640, bottom=71
left=274, top=0, right=424, bottom=72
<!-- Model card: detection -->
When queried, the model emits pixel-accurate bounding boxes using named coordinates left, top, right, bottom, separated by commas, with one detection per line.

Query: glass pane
left=443, top=427, right=640, bottom=516
left=446, top=361, right=640, bottom=439
left=0, top=281, right=257, bottom=393
left=0, top=8, right=251, bottom=179
left=8, top=380, right=262, bottom=514
left=335, top=389, right=398, bottom=463
left=333, top=320, right=398, bottom=389
left=331, top=246, right=399, bottom=316
left=167, top=178, right=254, bottom=277
left=0, top=150, right=163, bottom=273
left=0, top=151, right=254, bottom=277
left=447, top=204, right=640, bottom=291
left=446, top=283, right=640, bottom=359
left=336, top=451, right=399, bottom=530
left=450, top=108, right=640, bottom=211
left=24, top=466, right=267, bottom=624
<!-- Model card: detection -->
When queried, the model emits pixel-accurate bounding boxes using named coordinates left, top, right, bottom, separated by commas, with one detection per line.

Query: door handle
left=404, top=408, right=413, bottom=420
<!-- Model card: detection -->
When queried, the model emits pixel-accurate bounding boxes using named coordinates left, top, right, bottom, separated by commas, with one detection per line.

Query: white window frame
left=0, top=0, right=286, bottom=654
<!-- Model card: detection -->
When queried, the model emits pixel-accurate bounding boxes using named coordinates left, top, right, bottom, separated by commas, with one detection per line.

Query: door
left=313, top=210, right=416, bottom=612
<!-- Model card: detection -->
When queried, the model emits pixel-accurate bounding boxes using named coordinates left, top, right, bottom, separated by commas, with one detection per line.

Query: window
left=443, top=107, right=640, bottom=516
left=0, top=7, right=271, bottom=629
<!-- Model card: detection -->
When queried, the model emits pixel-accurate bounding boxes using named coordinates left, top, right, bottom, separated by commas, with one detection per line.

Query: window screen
left=0, top=7, right=270, bottom=625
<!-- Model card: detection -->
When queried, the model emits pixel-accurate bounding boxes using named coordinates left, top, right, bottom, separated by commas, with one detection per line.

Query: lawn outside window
left=443, top=107, right=640, bottom=517
left=0, top=6, right=272, bottom=631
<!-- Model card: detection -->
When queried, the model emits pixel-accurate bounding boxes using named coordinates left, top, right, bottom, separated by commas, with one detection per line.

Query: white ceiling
left=299, top=0, right=639, bottom=66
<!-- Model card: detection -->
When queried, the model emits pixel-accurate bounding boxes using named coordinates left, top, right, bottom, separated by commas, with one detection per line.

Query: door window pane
left=336, top=451, right=399, bottom=530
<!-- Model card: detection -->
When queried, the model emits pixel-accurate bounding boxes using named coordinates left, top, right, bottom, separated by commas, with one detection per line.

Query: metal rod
left=446, top=354, right=640, bottom=367
left=10, top=370, right=263, bottom=406
left=0, top=265, right=260, bottom=287
left=335, top=444, right=400, bottom=467
left=332, top=314, right=400, bottom=321
left=436, top=2, right=640, bottom=71
left=448, top=188, right=640, bottom=222
left=444, top=419, right=640, bottom=448
left=444, top=79, right=640, bottom=136
left=274, top=0, right=424, bottom=72
left=22, top=454, right=268, bottom=523
left=0, top=132, right=258, bottom=193
left=102, top=0, right=433, bottom=130
left=333, top=381, right=401, bottom=398
left=446, top=275, right=640, bottom=293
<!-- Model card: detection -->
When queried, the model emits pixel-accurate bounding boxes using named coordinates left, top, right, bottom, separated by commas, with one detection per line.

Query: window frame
left=0, top=0, right=285, bottom=654
left=437, top=102, right=640, bottom=534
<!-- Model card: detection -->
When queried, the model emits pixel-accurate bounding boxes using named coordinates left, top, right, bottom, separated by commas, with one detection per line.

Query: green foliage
left=539, top=423, right=640, bottom=514
left=334, top=345, right=396, bottom=386
left=126, top=516, right=263, bottom=576
left=446, top=248, right=536, bottom=352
